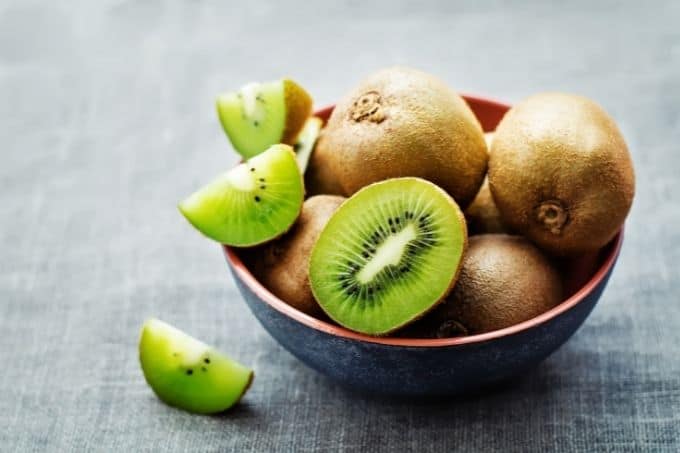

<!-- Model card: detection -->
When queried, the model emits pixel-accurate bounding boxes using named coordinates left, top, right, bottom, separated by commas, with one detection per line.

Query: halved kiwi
left=179, top=144, right=304, bottom=247
left=292, top=116, right=323, bottom=172
left=216, top=79, right=312, bottom=158
left=309, top=177, right=467, bottom=335
left=139, top=319, right=253, bottom=414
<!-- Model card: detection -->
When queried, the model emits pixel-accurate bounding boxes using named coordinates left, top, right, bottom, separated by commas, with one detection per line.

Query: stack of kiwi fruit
left=178, top=66, right=634, bottom=337
left=138, top=66, right=635, bottom=414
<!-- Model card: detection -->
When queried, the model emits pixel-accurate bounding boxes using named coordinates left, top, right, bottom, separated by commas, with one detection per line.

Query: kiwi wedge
left=489, top=93, right=635, bottom=255
left=179, top=144, right=304, bottom=247
left=217, top=79, right=312, bottom=158
left=139, top=319, right=253, bottom=414
left=309, top=177, right=467, bottom=335
left=426, top=234, right=563, bottom=335
left=292, top=116, right=323, bottom=172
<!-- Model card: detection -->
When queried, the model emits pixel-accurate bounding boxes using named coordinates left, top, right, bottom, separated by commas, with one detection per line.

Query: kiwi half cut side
left=139, top=319, right=253, bottom=414
left=309, top=177, right=467, bottom=335
left=179, top=144, right=304, bottom=247
left=217, top=79, right=312, bottom=158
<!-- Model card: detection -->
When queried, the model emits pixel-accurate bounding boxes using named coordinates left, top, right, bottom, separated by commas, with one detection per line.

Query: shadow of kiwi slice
left=309, top=177, right=467, bottom=336
left=179, top=144, right=304, bottom=247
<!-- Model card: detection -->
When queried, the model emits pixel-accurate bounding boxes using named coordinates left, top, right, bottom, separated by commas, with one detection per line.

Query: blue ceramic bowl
left=224, top=96, right=625, bottom=396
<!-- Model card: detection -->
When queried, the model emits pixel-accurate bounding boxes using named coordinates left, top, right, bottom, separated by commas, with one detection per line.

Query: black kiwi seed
left=254, top=196, right=261, bottom=202
left=330, top=206, right=443, bottom=302
left=186, top=369, right=193, bottom=375
left=259, top=178, right=265, bottom=182
left=250, top=167, right=255, bottom=172
left=260, top=185, right=266, bottom=189
left=204, top=358, right=210, bottom=364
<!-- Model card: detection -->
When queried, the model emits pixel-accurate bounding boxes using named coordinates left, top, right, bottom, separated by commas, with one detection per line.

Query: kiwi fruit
left=315, top=66, right=487, bottom=207
left=292, top=116, right=323, bottom=172
left=216, top=79, right=312, bottom=158
left=489, top=92, right=635, bottom=255
left=464, top=133, right=508, bottom=235
left=179, top=144, right=304, bottom=247
left=251, top=195, right=346, bottom=316
left=309, top=177, right=467, bottom=335
left=139, top=319, right=253, bottom=414
left=425, top=234, right=563, bottom=335
left=304, top=130, right=346, bottom=196
left=464, top=176, right=508, bottom=235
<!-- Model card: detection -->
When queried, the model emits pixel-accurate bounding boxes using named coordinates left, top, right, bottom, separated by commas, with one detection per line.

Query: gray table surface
left=2, top=1, right=679, bottom=451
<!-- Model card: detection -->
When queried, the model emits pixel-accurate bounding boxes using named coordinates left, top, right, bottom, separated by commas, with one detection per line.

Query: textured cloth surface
left=1, top=1, right=679, bottom=451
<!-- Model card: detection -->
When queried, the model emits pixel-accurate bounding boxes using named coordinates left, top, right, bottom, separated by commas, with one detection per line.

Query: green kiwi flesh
left=217, top=79, right=312, bottom=158
left=179, top=144, right=304, bottom=247
left=309, top=177, right=467, bottom=335
left=293, top=116, right=323, bottom=172
left=139, top=319, right=253, bottom=414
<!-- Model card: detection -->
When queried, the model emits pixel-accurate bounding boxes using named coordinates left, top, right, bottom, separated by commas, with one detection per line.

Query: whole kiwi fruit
left=488, top=92, right=635, bottom=255
left=424, top=234, right=563, bottom=335
left=316, top=66, right=488, bottom=208
left=250, top=195, right=346, bottom=316
left=464, top=176, right=508, bottom=235
left=304, top=133, right=346, bottom=196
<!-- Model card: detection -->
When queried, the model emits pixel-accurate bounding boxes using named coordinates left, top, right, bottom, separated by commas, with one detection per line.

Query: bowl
left=223, top=95, right=624, bottom=396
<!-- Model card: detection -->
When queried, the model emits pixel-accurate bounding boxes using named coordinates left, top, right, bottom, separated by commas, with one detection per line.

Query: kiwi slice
left=179, top=144, right=304, bottom=247
left=216, top=79, right=312, bottom=158
left=309, top=177, right=467, bottom=335
left=139, top=319, right=253, bottom=414
left=292, top=116, right=323, bottom=172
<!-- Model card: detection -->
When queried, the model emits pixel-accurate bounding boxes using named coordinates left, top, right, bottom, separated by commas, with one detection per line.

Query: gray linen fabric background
left=1, top=1, right=679, bottom=451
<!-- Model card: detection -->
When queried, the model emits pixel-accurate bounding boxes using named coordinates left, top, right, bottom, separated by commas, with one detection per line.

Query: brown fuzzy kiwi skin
left=426, top=234, right=563, bottom=335
left=250, top=195, right=346, bottom=316
left=304, top=129, right=346, bottom=196
left=488, top=92, right=635, bottom=256
left=464, top=177, right=508, bottom=235
left=281, top=79, right=313, bottom=145
left=316, top=66, right=488, bottom=208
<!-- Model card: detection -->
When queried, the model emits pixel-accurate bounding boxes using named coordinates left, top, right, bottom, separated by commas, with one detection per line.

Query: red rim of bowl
left=223, top=95, right=625, bottom=348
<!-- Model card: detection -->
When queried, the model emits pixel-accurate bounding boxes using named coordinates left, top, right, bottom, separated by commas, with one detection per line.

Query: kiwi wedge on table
left=309, top=177, right=467, bottom=335
left=139, top=319, right=253, bottom=414
left=179, top=144, right=304, bottom=247
left=217, top=79, right=312, bottom=158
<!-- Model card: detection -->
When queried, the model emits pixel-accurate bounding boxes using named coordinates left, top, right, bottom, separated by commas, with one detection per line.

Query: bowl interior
left=225, top=95, right=624, bottom=347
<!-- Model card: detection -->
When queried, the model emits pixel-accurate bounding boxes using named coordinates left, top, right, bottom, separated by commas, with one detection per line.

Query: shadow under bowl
left=224, top=95, right=624, bottom=396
